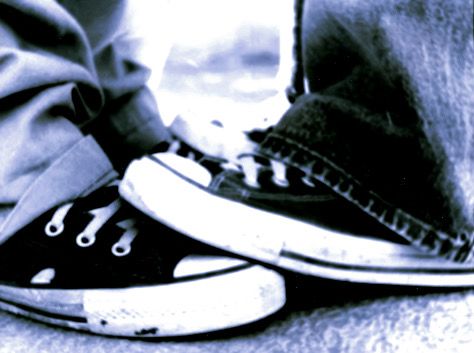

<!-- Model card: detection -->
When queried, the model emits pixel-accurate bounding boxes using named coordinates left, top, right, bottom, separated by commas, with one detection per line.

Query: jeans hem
left=258, top=134, right=474, bottom=263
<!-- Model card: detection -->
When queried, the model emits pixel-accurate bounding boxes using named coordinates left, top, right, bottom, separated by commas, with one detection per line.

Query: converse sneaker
left=120, top=153, right=474, bottom=287
left=0, top=182, right=286, bottom=337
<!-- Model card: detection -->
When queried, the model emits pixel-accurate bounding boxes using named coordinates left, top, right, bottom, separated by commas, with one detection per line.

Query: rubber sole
left=0, top=259, right=286, bottom=337
left=120, top=154, right=474, bottom=287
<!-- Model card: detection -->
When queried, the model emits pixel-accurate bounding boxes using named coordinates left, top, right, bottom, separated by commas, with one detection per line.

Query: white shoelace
left=44, top=198, right=139, bottom=257
left=240, top=156, right=312, bottom=189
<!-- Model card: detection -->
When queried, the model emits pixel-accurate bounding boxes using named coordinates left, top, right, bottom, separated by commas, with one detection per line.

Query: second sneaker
left=121, top=152, right=474, bottom=288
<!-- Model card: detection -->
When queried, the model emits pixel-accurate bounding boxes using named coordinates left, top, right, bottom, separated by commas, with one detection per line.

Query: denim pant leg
left=64, top=0, right=171, bottom=171
left=258, top=0, right=474, bottom=261
left=0, top=0, right=169, bottom=244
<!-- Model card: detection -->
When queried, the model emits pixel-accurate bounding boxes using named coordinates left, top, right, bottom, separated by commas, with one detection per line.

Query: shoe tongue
left=155, top=153, right=213, bottom=186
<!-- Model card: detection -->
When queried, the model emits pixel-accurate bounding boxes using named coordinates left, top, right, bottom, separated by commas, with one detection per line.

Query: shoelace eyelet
left=240, top=156, right=261, bottom=188
left=301, top=175, right=316, bottom=187
left=44, top=202, right=74, bottom=237
left=272, top=176, right=290, bottom=188
left=112, top=219, right=138, bottom=257
left=76, top=233, right=96, bottom=247
left=45, top=221, right=64, bottom=237
left=270, top=160, right=290, bottom=188
left=112, top=243, right=131, bottom=257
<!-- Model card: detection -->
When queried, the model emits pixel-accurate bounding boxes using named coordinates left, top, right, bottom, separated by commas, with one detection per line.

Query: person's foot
left=120, top=151, right=474, bottom=287
left=0, top=181, right=286, bottom=337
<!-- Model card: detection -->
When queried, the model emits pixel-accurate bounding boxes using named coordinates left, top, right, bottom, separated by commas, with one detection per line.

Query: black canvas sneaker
left=0, top=182, right=286, bottom=337
left=121, top=152, right=474, bottom=288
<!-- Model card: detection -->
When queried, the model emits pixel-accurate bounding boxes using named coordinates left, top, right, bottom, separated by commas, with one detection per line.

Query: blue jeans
left=259, top=0, right=474, bottom=261
left=0, top=0, right=170, bottom=243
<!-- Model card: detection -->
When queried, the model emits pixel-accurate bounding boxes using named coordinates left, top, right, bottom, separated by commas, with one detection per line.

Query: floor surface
left=2, top=2, right=473, bottom=352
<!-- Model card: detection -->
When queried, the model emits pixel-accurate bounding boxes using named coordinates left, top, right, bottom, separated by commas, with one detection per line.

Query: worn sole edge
left=0, top=263, right=286, bottom=337
left=120, top=155, right=474, bottom=287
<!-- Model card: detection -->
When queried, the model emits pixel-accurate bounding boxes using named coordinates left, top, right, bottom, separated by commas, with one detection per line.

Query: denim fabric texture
left=0, top=0, right=169, bottom=243
left=258, top=0, right=474, bottom=261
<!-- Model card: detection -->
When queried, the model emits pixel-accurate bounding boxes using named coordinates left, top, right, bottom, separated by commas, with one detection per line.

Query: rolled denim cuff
left=257, top=94, right=474, bottom=262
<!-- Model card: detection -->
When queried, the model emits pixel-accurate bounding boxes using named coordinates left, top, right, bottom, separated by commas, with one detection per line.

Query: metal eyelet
left=270, top=160, right=289, bottom=188
left=45, top=221, right=64, bottom=237
left=76, top=232, right=96, bottom=247
left=301, top=175, right=316, bottom=187
left=111, top=243, right=131, bottom=257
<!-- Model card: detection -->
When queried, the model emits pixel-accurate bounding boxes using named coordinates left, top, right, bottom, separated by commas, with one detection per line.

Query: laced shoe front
left=0, top=182, right=286, bottom=337
left=0, top=183, right=182, bottom=289
left=121, top=150, right=474, bottom=288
